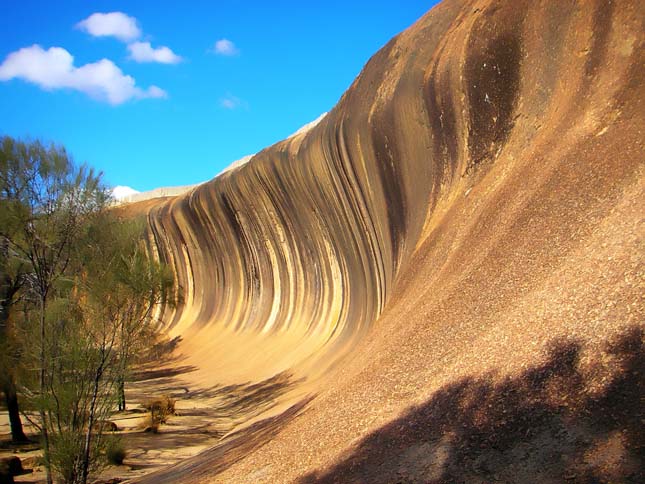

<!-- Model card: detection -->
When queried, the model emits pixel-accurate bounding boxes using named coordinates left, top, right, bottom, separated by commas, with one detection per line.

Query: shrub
left=105, top=439, right=126, bottom=466
left=141, top=395, right=176, bottom=433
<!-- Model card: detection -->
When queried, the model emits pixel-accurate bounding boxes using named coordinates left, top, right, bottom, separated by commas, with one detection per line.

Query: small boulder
left=93, top=420, right=119, bottom=432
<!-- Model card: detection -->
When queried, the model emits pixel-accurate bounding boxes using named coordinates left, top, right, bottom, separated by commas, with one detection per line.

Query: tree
left=2, top=136, right=173, bottom=484
left=19, top=293, right=117, bottom=484
left=70, top=214, right=173, bottom=483
left=0, top=136, right=107, bottom=484
left=79, top=215, right=174, bottom=413
left=0, top=138, right=32, bottom=443
left=0, top=233, right=29, bottom=442
left=16, top=213, right=173, bottom=484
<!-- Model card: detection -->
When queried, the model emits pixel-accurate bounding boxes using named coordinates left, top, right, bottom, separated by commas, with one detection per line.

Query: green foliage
left=47, top=427, right=108, bottom=483
left=0, top=136, right=108, bottom=289
left=1, top=136, right=175, bottom=484
left=105, top=438, right=126, bottom=466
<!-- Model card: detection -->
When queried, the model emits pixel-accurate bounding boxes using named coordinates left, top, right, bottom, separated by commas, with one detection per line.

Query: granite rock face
left=130, top=0, right=643, bottom=481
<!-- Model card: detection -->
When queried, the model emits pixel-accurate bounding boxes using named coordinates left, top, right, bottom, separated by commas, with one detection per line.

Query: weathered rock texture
left=130, top=0, right=644, bottom=482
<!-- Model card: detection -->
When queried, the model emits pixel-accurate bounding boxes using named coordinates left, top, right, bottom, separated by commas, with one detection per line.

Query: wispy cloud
left=76, top=12, right=141, bottom=42
left=128, top=42, right=182, bottom=64
left=212, top=39, right=239, bottom=56
left=219, top=93, right=247, bottom=110
left=0, top=45, right=166, bottom=105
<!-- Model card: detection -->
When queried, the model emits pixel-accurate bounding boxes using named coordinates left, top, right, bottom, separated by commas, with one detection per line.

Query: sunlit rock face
left=129, top=2, right=642, bottom=481
left=139, top=0, right=642, bottom=385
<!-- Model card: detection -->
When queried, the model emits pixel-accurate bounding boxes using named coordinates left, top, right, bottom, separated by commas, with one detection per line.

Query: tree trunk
left=118, top=378, right=126, bottom=412
left=80, top=367, right=102, bottom=484
left=0, top=295, right=28, bottom=443
left=38, top=298, right=53, bottom=484
left=3, top=378, right=28, bottom=442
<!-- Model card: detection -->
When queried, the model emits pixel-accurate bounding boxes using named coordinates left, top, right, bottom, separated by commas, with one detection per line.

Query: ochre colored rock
left=126, top=0, right=644, bottom=482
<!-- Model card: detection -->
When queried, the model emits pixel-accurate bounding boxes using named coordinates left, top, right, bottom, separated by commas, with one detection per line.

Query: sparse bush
left=141, top=395, right=176, bottom=433
left=48, top=429, right=107, bottom=484
left=105, top=439, right=126, bottom=466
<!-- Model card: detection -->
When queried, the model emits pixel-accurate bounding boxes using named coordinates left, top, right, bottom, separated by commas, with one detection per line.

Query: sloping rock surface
left=129, top=0, right=644, bottom=482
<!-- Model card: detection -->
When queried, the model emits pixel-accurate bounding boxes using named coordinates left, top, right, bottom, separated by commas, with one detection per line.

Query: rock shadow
left=132, top=396, right=314, bottom=483
left=300, top=326, right=644, bottom=483
left=189, top=371, right=304, bottom=419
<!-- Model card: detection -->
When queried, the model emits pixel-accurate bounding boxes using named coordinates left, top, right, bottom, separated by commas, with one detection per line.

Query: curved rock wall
left=124, top=0, right=645, bottom=482
left=140, top=0, right=642, bottom=388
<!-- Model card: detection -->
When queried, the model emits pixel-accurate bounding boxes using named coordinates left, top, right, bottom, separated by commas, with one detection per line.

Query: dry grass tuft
left=139, top=395, right=177, bottom=433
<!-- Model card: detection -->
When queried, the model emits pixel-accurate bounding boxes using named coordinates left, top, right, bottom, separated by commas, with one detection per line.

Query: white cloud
left=76, top=12, right=141, bottom=42
left=146, top=86, right=167, bottom=98
left=128, top=41, right=182, bottom=64
left=0, top=45, right=167, bottom=105
left=213, top=39, right=239, bottom=56
left=78, top=13, right=182, bottom=65
left=220, top=97, right=237, bottom=109
left=219, top=93, right=247, bottom=110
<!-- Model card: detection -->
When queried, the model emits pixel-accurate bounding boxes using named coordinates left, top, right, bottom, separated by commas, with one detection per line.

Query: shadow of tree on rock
left=300, top=326, right=644, bottom=484
left=131, top=365, right=199, bottom=383
left=132, top=396, right=314, bottom=483
left=189, top=371, right=304, bottom=418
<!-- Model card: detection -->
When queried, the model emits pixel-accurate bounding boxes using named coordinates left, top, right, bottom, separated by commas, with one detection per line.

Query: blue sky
left=0, top=1, right=436, bottom=191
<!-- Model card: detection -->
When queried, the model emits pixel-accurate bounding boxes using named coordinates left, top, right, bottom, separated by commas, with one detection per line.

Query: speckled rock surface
left=122, top=0, right=644, bottom=482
